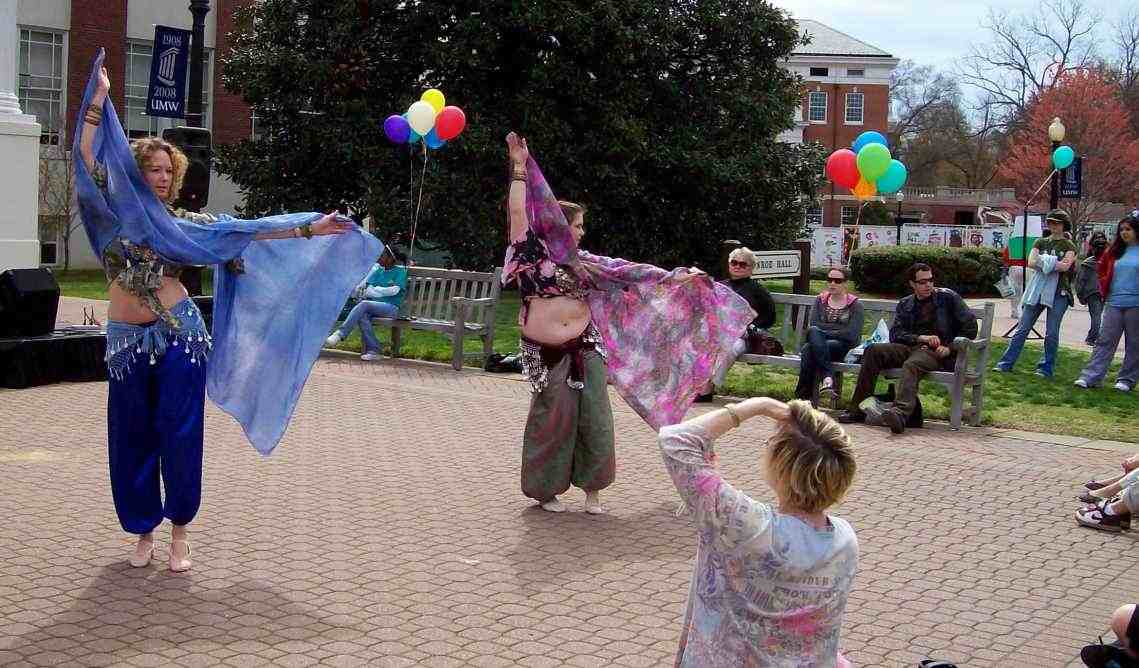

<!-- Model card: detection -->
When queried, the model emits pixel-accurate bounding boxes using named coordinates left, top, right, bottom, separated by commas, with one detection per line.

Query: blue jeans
left=794, top=327, right=851, bottom=399
left=996, top=294, right=1069, bottom=376
left=337, top=300, right=398, bottom=354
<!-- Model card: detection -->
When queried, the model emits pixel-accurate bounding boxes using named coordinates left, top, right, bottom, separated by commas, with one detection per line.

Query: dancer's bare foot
left=539, top=497, right=566, bottom=513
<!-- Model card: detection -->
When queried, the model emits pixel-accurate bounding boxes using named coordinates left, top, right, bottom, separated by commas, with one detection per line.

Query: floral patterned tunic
left=659, top=422, right=859, bottom=667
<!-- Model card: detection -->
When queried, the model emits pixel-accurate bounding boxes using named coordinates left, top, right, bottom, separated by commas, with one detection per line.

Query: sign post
left=145, top=26, right=192, bottom=120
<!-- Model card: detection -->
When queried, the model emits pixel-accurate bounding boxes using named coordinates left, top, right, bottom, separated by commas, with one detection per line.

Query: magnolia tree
left=997, top=69, right=1139, bottom=225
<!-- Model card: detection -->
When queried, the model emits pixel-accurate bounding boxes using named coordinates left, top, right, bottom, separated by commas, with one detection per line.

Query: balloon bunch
left=382, top=89, right=467, bottom=150
left=824, top=131, right=908, bottom=200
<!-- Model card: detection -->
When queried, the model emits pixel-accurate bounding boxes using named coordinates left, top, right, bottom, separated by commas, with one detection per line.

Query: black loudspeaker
left=162, top=126, right=212, bottom=212
left=0, top=268, right=60, bottom=338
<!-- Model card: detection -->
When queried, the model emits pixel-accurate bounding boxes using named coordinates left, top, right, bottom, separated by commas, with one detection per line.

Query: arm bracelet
left=300, top=223, right=314, bottom=239
left=723, top=404, right=741, bottom=428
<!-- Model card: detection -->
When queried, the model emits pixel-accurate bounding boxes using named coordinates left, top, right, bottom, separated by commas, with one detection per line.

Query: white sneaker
left=584, top=492, right=606, bottom=515
left=1115, top=381, right=1133, bottom=392
left=325, top=332, right=343, bottom=346
left=360, top=352, right=379, bottom=362
left=539, top=498, right=566, bottom=513
left=1073, top=379, right=1089, bottom=389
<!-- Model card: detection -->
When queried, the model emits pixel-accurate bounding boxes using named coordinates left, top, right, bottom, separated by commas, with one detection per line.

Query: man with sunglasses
left=837, top=263, right=978, bottom=434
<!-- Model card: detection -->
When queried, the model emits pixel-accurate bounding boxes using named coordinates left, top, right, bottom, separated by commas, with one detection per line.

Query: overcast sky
left=769, top=0, right=1134, bottom=71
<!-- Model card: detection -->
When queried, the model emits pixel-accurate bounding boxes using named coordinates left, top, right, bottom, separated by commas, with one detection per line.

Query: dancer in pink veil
left=501, top=132, right=754, bottom=514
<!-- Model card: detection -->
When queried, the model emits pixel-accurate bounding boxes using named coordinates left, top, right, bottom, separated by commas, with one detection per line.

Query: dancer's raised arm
left=78, top=66, right=109, bottom=174
left=506, top=132, right=530, bottom=241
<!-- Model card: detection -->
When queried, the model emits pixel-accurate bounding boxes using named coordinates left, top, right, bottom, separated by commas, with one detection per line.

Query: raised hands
left=506, top=132, right=530, bottom=167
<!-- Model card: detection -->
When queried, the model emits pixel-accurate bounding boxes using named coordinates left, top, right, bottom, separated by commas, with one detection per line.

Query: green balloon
left=856, top=143, right=892, bottom=182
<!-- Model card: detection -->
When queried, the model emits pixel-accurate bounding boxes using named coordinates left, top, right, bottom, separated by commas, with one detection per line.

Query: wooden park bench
left=367, top=266, right=503, bottom=371
left=737, top=293, right=996, bottom=430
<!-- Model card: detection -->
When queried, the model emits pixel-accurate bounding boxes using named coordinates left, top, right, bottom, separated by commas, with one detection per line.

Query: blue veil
left=74, top=50, right=382, bottom=454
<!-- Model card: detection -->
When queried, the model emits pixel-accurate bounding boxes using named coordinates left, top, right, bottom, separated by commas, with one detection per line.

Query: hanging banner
left=1060, top=157, right=1082, bottom=199
left=145, top=25, right=192, bottom=119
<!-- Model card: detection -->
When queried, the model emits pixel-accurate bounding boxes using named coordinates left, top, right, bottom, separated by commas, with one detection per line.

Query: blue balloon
left=875, top=160, right=908, bottom=195
left=425, top=128, right=446, bottom=150
left=852, top=131, right=888, bottom=155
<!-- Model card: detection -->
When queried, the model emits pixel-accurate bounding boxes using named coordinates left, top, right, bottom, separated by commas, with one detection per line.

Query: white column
left=0, top=0, right=43, bottom=270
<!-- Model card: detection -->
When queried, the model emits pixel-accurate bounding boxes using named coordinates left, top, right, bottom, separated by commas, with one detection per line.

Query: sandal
left=129, top=538, right=155, bottom=568
left=1084, top=479, right=1111, bottom=491
left=1078, top=491, right=1108, bottom=504
left=168, top=539, right=193, bottom=572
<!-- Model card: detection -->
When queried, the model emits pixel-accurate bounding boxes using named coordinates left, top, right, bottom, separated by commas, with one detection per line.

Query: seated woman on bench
left=326, top=247, right=408, bottom=361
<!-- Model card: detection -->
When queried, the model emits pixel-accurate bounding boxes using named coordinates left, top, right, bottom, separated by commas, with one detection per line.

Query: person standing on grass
left=994, top=209, right=1078, bottom=378
left=1075, top=232, right=1109, bottom=347
left=1075, top=213, right=1139, bottom=392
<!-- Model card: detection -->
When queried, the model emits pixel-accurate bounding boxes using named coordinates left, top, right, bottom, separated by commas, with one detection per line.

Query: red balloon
left=825, top=149, right=860, bottom=190
left=435, top=106, right=466, bottom=141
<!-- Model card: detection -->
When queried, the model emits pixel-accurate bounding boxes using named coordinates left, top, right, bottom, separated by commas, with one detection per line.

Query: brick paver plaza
left=1, top=356, right=1137, bottom=667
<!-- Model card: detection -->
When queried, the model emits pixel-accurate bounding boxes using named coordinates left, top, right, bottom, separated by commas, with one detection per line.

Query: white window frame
left=809, top=66, right=829, bottom=77
left=844, top=92, right=864, bottom=125
left=846, top=68, right=864, bottom=77
left=840, top=205, right=858, bottom=226
left=808, top=91, right=827, bottom=123
left=124, top=41, right=213, bottom=138
left=805, top=205, right=824, bottom=227
left=18, top=28, right=66, bottom=144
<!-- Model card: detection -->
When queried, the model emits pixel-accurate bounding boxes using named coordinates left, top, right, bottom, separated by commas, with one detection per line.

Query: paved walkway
left=1, top=355, right=1136, bottom=667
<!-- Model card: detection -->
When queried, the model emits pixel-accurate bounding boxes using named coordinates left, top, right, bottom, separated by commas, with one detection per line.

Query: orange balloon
left=853, top=177, right=877, bottom=200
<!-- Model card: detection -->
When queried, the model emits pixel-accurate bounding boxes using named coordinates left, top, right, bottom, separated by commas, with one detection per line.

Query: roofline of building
left=794, top=19, right=894, bottom=59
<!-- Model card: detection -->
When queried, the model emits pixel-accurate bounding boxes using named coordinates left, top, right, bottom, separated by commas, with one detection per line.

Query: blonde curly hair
left=765, top=400, right=857, bottom=514
left=130, top=137, right=188, bottom=203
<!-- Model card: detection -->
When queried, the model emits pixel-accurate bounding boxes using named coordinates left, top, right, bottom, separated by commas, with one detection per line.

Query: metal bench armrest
left=450, top=297, right=496, bottom=306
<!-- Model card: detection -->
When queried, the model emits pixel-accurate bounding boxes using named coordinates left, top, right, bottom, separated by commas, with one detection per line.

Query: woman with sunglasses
left=1075, top=213, right=1139, bottom=392
left=698, top=247, right=776, bottom=400
left=794, top=267, right=864, bottom=404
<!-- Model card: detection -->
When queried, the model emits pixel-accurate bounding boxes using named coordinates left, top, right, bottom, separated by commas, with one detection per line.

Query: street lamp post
left=1048, top=117, right=1065, bottom=211
left=894, top=191, right=904, bottom=246
left=186, top=0, right=210, bottom=129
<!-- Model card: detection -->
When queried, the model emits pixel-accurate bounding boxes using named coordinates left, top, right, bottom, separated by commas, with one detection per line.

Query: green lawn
left=57, top=272, right=1134, bottom=442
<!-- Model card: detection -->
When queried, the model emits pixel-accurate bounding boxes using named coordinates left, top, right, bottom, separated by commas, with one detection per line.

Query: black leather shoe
left=882, top=409, right=906, bottom=435
left=836, top=411, right=865, bottom=424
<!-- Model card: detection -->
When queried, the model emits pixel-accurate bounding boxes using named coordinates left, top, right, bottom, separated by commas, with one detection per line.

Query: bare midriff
left=521, top=295, right=591, bottom=345
left=107, top=277, right=189, bottom=324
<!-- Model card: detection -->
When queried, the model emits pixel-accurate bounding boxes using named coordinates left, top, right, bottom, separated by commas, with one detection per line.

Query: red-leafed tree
left=997, top=68, right=1139, bottom=224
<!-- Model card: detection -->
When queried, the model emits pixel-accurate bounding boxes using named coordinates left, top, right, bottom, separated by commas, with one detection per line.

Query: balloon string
left=409, top=142, right=429, bottom=263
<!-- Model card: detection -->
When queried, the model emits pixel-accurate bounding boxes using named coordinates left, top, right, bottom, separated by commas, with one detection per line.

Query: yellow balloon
left=853, top=177, right=877, bottom=200
left=421, top=89, right=445, bottom=113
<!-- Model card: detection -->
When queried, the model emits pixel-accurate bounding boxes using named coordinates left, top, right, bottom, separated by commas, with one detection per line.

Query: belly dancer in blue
left=75, top=51, right=381, bottom=572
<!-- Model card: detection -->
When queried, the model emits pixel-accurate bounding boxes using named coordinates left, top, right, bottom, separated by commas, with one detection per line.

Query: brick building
left=779, top=20, right=1017, bottom=231
left=16, top=0, right=254, bottom=268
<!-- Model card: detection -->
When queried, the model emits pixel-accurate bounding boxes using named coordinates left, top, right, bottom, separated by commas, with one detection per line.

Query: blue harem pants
left=106, top=300, right=209, bottom=534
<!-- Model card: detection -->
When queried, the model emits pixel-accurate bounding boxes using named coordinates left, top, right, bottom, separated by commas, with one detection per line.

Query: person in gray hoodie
left=794, top=267, right=864, bottom=403
left=1076, top=232, right=1108, bottom=346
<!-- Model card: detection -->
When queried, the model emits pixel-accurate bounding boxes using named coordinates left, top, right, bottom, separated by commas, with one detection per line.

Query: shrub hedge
left=849, top=245, right=1002, bottom=297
